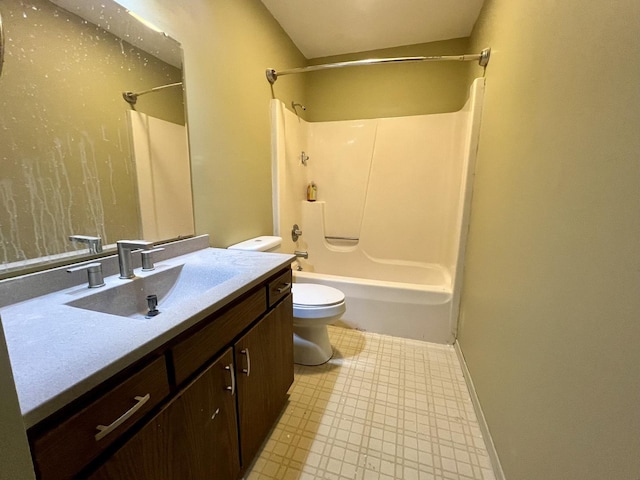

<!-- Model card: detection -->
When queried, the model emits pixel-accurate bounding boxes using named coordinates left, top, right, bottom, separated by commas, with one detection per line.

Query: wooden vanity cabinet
left=89, top=293, right=294, bottom=479
left=88, top=349, right=240, bottom=480
left=29, top=267, right=293, bottom=480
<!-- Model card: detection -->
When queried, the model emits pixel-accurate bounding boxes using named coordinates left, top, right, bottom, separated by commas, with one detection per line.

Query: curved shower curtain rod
left=122, top=81, right=183, bottom=105
left=266, top=47, right=490, bottom=84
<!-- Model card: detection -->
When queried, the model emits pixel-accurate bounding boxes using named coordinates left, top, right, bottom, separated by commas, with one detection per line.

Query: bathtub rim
left=293, top=269, right=452, bottom=306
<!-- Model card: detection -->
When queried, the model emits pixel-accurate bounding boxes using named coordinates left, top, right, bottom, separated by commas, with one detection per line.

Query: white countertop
left=0, top=239, right=293, bottom=428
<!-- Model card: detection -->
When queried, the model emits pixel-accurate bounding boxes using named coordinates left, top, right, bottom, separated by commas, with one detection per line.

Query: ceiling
left=260, top=0, right=485, bottom=59
left=51, top=0, right=182, bottom=67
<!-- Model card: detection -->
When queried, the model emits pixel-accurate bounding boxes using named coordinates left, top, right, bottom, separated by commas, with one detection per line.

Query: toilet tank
left=227, top=236, right=282, bottom=252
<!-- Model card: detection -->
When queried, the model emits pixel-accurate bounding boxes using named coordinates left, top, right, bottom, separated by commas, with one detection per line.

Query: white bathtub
left=293, top=269, right=455, bottom=344
left=291, top=200, right=456, bottom=344
left=273, top=80, right=486, bottom=345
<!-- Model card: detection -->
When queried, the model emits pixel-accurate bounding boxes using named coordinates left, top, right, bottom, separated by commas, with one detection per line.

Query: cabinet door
left=236, top=295, right=294, bottom=467
left=89, top=349, right=240, bottom=480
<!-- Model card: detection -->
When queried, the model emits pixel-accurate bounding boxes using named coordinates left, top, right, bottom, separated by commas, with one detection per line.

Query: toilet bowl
left=228, top=236, right=347, bottom=366
left=292, top=283, right=346, bottom=365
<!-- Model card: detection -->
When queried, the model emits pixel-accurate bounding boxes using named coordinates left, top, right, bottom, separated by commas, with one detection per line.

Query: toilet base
left=293, top=324, right=333, bottom=365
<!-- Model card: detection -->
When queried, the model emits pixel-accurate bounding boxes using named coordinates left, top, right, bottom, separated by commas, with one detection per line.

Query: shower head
left=292, top=101, right=306, bottom=112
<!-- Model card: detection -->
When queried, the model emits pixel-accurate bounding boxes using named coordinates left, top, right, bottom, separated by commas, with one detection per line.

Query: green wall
left=458, top=0, right=640, bottom=478
left=303, top=38, right=471, bottom=121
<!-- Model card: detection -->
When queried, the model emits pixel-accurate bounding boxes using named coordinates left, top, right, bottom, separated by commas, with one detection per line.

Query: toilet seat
left=292, top=284, right=346, bottom=319
left=292, top=284, right=344, bottom=306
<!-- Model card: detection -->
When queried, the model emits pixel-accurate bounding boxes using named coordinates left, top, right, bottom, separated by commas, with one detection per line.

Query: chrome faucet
left=141, top=247, right=165, bottom=271
left=67, top=262, right=105, bottom=288
left=116, top=240, right=154, bottom=279
left=69, top=235, right=103, bottom=254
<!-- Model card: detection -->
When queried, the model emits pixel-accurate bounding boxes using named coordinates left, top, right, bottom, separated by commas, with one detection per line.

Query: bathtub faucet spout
left=294, top=250, right=308, bottom=259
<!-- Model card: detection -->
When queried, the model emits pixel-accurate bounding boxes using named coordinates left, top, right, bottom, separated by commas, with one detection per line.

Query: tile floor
left=244, top=325, right=497, bottom=480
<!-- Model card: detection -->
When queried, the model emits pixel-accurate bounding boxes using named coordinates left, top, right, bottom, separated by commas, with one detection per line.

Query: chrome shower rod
left=122, top=81, right=183, bottom=105
left=266, top=47, right=490, bottom=84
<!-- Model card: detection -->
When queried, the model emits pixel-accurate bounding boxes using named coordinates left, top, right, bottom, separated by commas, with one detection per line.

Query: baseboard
left=454, top=341, right=506, bottom=480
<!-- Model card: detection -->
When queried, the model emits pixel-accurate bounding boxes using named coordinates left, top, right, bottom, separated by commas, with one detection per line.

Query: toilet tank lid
left=228, top=236, right=282, bottom=251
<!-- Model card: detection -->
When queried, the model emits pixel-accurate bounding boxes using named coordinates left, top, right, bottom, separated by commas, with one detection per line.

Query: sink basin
left=66, top=263, right=239, bottom=319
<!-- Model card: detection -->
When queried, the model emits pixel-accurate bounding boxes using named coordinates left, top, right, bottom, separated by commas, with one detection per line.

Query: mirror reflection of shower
left=127, top=110, right=194, bottom=242
left=0, top=0, right=188, bottom=275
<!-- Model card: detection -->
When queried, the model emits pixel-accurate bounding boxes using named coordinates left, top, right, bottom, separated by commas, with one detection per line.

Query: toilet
left=290, top=283, right=345, bottom=365
left=228, top=236, right=346, bottom=365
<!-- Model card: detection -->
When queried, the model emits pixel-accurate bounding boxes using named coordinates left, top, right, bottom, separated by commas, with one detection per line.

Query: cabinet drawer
left=87, top=349, right=240, bottom=480
left=267, top=269, right=292, bottom=307
left=172, top=288, right=266, bottom=386
left=31, top=356, right=170, bottom=480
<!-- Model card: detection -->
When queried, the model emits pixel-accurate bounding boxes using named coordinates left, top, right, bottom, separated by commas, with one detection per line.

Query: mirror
left=0, top=0, right=194, bottom=277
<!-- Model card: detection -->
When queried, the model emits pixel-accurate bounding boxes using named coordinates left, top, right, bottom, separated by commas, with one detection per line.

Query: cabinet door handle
left=241, top=348, right=251, bottom=376
left=94, top=394, right=150, bottom=441
left=224, top=364, right=236, bottom=396
left=211, top=407, right=220, bottom=420
left=276, top=282, right=291, bottom=293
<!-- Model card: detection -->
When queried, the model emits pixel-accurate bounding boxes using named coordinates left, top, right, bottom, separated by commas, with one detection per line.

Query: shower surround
left=272, top=79, right=484, bottom=343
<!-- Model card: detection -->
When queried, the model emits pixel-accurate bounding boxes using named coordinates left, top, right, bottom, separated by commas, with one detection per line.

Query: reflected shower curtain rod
left=122, top=81, right=183, bottom=105
left=266, top=47, right=490, bottom=84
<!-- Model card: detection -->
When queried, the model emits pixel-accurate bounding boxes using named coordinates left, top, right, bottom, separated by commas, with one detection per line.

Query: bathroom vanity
left=0, top=236, right=294, bottom=479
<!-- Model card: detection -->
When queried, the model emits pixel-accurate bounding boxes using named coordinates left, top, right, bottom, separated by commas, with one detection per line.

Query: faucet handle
left=67, top=262, right=105, bottom=288
left=141, top=248, right=165, bottom=271
left=291, top=224, right=302, bottom=242
left=116, top=240, right=154, bottom=250
left=69, top=235, right=103, bottom=254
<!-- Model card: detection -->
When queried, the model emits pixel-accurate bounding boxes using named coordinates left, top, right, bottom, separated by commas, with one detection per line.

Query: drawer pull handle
left=241, top=348, right=251, bottom=376
left=224, top=364, right=236, bottom=396
left=276, top=282, right=291, bottom=293
left=95, top=394, right=150, bottom=441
